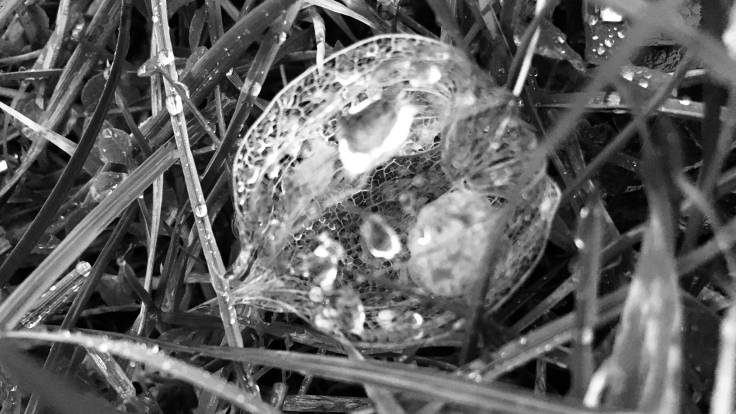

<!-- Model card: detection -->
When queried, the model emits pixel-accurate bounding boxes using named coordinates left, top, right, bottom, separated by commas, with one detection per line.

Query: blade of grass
left=674, top=178, right=736, bottom=414
left=0, top=69, right=63, bottom=84
left=18, top=262, right=91, bottom=328
left=681, top=85, right=736, bottom=265
left=307, top=0, right=378, bottom=29
left=203, top=0, right=226, bottom=144
left=0, top=50, right=42, bottom=65
left=679, top=0, right=729, bottom=258
left=712, top=302, right=736, bottom=414
left=337, top=336, right=406, bottom=414
left=114, top=91, right=153, bottom=156
left=426, top=0, right=467, bottom=50
left=84, top=350, right=138, bottom=407
left=569, top=196, right=603, bottom=399
left=308, top=6, right=326, bottom=69
left=508, top=0, right=549, bottom=97
left=505, top=0, right=558, bottom=92
left=128, top=24, right=166, bottom=340
left=0, top=100, right=76, bottom=157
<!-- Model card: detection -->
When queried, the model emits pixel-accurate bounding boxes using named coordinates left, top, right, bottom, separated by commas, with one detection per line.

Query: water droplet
left=411, top=312, right=423, bottom=328
left=574, top=238, right=585, bottom=249
left=579, top=207, right=590, bottom=219
left=581, top=328, right=594, bottom=344
left=638, top=79, right=649, bottom=88
left=604, top=38, right=614, bottom=47
left=621, top=68, right=635, bottom=81
left=250, top=81, right=262, bottom=96
left=194, top=204, right=208, bottom=218
left=596, top=46, right=606, bottom=56
left=308, top=286, right=324, bottom=302
left=360, top=214, right=401, bottom=259
left=605, top=92, right=621, bottom=106
left=75, top=261, right=91, bottom=275
left=377, top=309, right=396, bottom=322
left=600, top=7, right=623, bottom=22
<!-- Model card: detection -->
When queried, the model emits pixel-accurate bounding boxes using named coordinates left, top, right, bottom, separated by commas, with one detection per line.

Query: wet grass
left=0, top=0, right=734, bottom=413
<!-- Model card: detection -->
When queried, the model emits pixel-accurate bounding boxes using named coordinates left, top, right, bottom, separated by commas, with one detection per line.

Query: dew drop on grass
left=579, top=206, right=590, bottom=219
left=194, top=204, right=208, bottom=218
left=308, top=286, right=324, bottom=302
left=88, top=172, right=127, bottom=203
left=574, top=238, right=586, bottom=249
